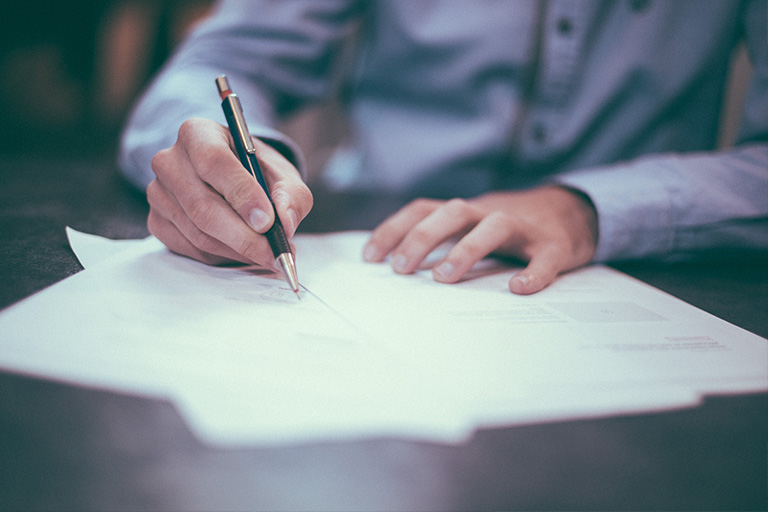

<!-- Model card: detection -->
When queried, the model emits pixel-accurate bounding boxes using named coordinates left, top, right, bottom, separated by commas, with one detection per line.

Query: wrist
left=549, top=185, right=599, bottom=262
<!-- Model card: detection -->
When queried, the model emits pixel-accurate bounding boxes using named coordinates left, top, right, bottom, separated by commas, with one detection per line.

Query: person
left=119, top=0, right=768, bottom=295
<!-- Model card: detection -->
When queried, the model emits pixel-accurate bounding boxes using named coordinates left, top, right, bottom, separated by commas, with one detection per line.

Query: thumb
left=508, top=247, right=566, bottom=295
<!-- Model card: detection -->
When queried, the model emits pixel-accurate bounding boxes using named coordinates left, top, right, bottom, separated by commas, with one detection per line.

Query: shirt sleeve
left=118, top=0, right=362, bottom=190
left=557, top=145, right=768, bottom=262
left=556, top=1, right=768, bottom=262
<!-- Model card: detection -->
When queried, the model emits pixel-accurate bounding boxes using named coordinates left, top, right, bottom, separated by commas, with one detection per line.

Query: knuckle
left=194, top=148, right=224, bottom=182
left=235, top=237, right=273, bottom=266
left=146, top=211, right=161, bottom=237
left=187, top=197, right=218, bottom=233
left=406, top=223, right=434, bottom=245
left=486, top=210, right=515, bottom=229
left=274, top=183, right=314, bottom=221
left=177, top=118, right=205, bottom=140
left=409, top=197, right=437, bottom=216
left=150, top=148, right=172, bottom=177
left=167, top=204, right=188, bottom=231
left=198, top=237, right=224, bottom=256
left=296, top=185, right=314, bottom=213
left=145, top=180, right=159, bottom=203
left=177, top=119, right=230, bottom=180
left=444, top=197, right=471, bottom=216
left=184, top=225, right=208, bottom=247
left=226, top=178, right=258, bottom=209
left=455, top=239, right=482, bottom=259
left=234, top=238, right=262, bottom=261
left=189, top=230, right=219, bottom=255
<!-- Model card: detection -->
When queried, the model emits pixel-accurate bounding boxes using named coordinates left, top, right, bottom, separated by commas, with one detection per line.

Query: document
left=0, top=229, right=765, bottom=446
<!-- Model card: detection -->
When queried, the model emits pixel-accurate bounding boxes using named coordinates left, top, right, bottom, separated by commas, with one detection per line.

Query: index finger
left=180, top=120, right=276, bottom=234
left=248, top=137, right=313, bottom=237
left=363, top=198, right=441, bottom=262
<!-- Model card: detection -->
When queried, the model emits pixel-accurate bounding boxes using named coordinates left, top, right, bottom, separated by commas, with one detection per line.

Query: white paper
left=66, top=227, right=146, bottom=268
left=0, top=229, right=765, bottom=447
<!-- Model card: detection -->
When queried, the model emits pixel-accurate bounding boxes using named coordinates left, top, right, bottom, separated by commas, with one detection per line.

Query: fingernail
left=249, top=208, right=271, bottom=232
left=391, top=253, right=409, bottom=273
left=363, top=244, right=379, bottom=261
left=510, top=274, right=530, bottom=293
left=434, top=261, right=455, bottom=281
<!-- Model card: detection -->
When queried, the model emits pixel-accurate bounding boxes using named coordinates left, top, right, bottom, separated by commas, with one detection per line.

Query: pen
left=215, top=75, right=300, bottom=296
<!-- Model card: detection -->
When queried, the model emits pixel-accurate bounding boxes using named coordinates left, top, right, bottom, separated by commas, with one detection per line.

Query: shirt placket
left=519, top=0, right=590, bottom=164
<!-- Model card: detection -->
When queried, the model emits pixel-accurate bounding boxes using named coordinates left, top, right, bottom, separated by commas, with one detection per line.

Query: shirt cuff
left=555, top=164, right=675, bottom=262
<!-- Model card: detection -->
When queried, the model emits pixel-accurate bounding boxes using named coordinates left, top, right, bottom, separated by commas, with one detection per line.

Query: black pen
left=215, top=75, right=299, bottom=296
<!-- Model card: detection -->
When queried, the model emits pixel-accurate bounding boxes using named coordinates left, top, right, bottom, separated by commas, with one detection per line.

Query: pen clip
left=216, top=75, right=256, bottom=154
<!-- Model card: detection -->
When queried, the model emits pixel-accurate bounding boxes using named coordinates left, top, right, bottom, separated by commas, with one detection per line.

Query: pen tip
left=276, top=252, right=300, bottom=298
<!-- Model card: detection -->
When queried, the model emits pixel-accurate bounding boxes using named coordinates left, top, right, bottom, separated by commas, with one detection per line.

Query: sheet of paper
left=0, top=229, right=765, bottom=447
left=66, top=227, right=145, bottom=268
left=297, top=232, right=767, bottom=429
left=5, top=231, right=466, bottom=445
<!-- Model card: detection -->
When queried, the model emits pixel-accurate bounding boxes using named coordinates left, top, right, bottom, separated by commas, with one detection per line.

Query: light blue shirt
left=120, top=0, right=768, bottom=262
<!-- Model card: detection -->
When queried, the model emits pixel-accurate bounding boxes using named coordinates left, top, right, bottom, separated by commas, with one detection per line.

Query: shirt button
left=556, top=17, right=573, bottom=36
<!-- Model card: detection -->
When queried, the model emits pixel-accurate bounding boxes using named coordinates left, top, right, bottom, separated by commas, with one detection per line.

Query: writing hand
left=362, top=186, right=598, bottom=294
left=146, top=118, right=313, bottom=266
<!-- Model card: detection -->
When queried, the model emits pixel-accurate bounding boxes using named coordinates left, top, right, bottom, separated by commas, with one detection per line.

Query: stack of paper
left=0, top=229, right=765, bottom=446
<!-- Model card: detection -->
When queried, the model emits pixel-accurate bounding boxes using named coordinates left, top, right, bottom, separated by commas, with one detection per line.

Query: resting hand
left=147, top=118, right=313, bottom=266
left=362, top=186, right=598, bottom=294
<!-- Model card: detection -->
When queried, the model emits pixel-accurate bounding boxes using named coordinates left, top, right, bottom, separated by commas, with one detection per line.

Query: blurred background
left=0, top=1, right=752, bottom=168
left=0, top=0, right=349, bottom=183
left=0, top=0, right=213, bottom=160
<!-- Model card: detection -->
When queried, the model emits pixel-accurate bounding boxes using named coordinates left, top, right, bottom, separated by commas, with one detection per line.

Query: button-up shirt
left=120, top=0, right=768, bottom=262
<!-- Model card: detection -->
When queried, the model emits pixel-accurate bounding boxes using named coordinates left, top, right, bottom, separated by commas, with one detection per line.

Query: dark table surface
left=1, top=155, right=766, bottom=511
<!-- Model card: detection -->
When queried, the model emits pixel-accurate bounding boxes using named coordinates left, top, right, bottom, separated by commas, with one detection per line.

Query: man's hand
left=362, top=186, right=598, bottom=294
left=147, top=118, right=313, bottom=266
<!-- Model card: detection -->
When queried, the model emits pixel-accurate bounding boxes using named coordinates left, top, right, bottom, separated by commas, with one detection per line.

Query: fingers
left=148, top=209, right=250, bottom=266
left=432, top=212, right=517, bottom=283
left=152, top=138, right=273, bottom=266
left=363, top=198, right=441, bottom=263
left=252, top=138, right=314, bottom=237
left=149, top=118, right=313, bottom=266
left=508, top=245, right=569, bottom=295
left=147, top=179, right=266, bottom=266
left=363, top=187, right=598, bottom=295
left=176, top=119, right=276, bottom=233
left=364, top=198, right=481, bottom=274
left=505, top=187, right=598, bottom=294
